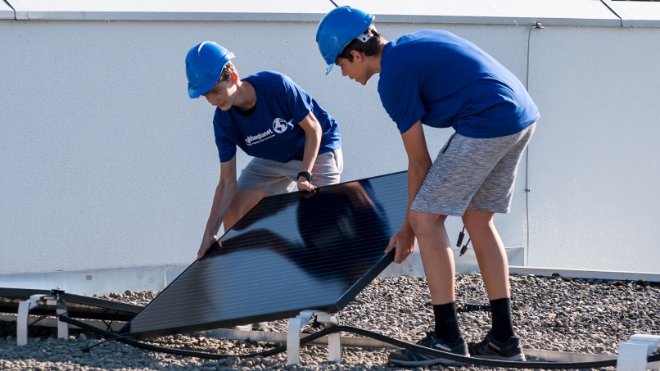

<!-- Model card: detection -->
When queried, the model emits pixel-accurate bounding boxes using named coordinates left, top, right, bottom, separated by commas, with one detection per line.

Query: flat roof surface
left=5, top=0, right=651, bottom=27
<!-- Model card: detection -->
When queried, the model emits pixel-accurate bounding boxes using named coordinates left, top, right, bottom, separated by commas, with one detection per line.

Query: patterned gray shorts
left=411, top=124, right=535, bottom=216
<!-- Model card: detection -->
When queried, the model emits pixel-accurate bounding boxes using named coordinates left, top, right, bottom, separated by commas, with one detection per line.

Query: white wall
left=1, top=2, right=659, bottom=278
left=527, top=26, right=660, bottom=272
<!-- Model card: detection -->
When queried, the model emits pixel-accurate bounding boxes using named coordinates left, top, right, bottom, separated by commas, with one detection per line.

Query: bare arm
left=385, top=120, right=432, bottom=263
left=297, top=111, right=323, bottom=192
left=198, top=156, right=238, bottom=259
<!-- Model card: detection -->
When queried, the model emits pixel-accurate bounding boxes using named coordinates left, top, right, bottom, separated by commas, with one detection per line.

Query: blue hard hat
left=315, top=6, right=374, bottom=75
left=185, top=41, right=235, bottom=99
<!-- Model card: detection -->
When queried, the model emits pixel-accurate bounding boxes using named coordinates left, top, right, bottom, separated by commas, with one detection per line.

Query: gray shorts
left=411, top=124, right=536, bottom=216
left=237, top=149, right=343, bottom=196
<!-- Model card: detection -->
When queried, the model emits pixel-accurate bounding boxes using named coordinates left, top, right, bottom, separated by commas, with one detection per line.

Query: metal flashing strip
left=10, top=11, right=329, bottom=22
left=0, top=264, right=184, bottom=296
left=510, top=266, right=660, bottom=283
left=125, top=171, right=408, bottom=337
left=0, top=287, right=143, bottom=320
left=374, top=14, right=622, bottom=27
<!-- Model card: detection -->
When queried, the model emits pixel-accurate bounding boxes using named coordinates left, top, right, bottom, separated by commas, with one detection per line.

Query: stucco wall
left=1, top=2, right=659, bottom=277
left=527, top=26, right=660, bottom=272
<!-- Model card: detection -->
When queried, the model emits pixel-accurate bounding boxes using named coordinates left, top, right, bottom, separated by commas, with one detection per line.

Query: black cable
left=459, top=238, right=471, bottom=256
left=59, top=315, right=660, bottom=368
left=456, top=226, right=466, bottom=247
left=27, top=315, right=47, bottom=329
left=60, top=315, right=285, bottom=358
left=523, top=21, right=545, bottom=266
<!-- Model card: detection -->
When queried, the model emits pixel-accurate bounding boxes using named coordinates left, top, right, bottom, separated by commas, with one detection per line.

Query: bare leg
left=222, top=188, right=267, bottom=232
left=409, top=211, right=455, bottom=304
left=462, top=209, right=510, bottom=300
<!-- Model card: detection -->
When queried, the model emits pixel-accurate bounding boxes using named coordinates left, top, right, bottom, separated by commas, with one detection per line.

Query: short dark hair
left=337, top=27, right=382, bottom=63
left=220, top=62, right=236, bottom=81
left=204, top=62, right=238, bottom=96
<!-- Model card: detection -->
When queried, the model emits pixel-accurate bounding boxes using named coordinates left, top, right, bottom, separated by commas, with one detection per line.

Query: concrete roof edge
left=8, top=10, right=326, bottom=22
left=3, top=0, right=660, bottom=28
left=511, top=266, right=660, bottom=283
left=3, top=12, right=629, bottom=28
left=604, top=0, right=660, bottom=28
left=375, top=14, right=623, bottom=28
left=0, top=0, right=15, bottom=19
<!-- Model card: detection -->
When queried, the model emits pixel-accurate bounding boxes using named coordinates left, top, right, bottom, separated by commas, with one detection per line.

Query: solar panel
left=124, top=171, right=408, bottom=337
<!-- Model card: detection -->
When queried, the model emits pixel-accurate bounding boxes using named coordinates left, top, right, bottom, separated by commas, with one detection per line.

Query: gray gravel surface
left=1, top=273, right=658, bottom=370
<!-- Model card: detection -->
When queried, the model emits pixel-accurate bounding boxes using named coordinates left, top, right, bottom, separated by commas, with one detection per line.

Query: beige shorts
left=237, top=149, right=343, bottom=196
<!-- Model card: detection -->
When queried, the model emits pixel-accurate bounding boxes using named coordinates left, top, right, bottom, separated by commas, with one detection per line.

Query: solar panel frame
left=124, top=171, right=408, bottom=337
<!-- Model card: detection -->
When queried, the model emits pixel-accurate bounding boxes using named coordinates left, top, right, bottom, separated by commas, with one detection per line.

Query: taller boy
left=316, top=6, right=538, bottom=367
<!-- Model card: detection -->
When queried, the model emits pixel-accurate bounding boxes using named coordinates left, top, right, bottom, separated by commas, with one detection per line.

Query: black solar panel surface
left=126, top=171, right=408, bottom=337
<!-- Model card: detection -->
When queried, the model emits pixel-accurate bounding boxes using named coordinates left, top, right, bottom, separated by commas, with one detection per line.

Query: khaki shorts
left=411, top=124, right=535, bottom=216
left=237, top=149, right=343, bottom=196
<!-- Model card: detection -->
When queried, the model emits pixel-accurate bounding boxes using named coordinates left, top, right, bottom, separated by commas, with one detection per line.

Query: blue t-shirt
left=213, top=71, right=341, bottom=163
left=378, top=30, right=540, bottom=138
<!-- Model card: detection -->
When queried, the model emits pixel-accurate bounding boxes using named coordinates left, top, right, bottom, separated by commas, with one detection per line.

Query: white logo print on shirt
left=245, top=129, right=274, bottom=146
left=272, top=118, right=293, bottom=134
left=244, top=118, right=293, bottom=146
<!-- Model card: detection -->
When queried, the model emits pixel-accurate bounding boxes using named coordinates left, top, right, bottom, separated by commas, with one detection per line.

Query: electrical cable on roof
left=523, top=21, right=545, bottom=265
left=58, top=314, right=660, bottom=369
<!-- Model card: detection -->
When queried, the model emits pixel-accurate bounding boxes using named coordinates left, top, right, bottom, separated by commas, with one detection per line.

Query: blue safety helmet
left=185, top=41, right=235, bottom=99
left=315, top=6, right=374, bottom=75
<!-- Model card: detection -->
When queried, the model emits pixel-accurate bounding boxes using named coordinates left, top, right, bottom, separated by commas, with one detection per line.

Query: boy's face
left=203, top=79, right=235, bottom=111
left=337, top=51, right=370, bottom=85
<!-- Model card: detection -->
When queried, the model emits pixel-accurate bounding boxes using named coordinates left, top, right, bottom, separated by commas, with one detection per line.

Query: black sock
left=490, top=298, right=515, bottom=342
left=433, top=302, right=461, bottom=344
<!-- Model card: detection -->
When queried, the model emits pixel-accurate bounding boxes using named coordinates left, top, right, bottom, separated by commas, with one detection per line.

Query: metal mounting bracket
left=17, top=292, right=69, bottom=346
left=287, top=310, right=340, bottom=365
left=617, top=334, right=660, bottom=371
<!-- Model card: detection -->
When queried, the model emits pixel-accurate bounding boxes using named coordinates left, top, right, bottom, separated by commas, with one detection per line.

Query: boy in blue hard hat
left=316, top=6, right=539, bottom=367
left=186, top=41, right=343, bottom=260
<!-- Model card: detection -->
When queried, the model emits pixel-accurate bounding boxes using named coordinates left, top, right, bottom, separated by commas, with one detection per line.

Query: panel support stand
left=287, top=310, right=339, bottom=365
left=17, top=291, right=69, bottom=346
left=617, top=334, right=660, bottom=371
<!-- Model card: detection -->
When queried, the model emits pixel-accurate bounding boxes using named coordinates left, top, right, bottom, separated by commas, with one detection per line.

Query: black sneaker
left=388, top=332, right=469, bottom=367
left=468, top=332, right=526, bottom=361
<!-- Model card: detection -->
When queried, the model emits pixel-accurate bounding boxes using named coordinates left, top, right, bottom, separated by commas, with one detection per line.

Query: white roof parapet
left=5, top=0, right=335, bottom=22
left=2, top=0, right=639, bottom=27
left=603, top=0, right=660, bottom=27
left=2, top=0, right=659, bottom=27
left=345, top=0, right=622, bottom=27
left=1, top=0, right=14, bottom=19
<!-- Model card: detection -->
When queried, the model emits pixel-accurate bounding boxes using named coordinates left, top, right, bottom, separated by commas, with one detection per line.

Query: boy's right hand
left=385, top=229, right=416, bottom=264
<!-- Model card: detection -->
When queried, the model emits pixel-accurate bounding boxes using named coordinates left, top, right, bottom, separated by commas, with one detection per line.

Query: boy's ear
left=230, top=71, right=239, bottom=84
left=350, top=50, right=363, bottom=62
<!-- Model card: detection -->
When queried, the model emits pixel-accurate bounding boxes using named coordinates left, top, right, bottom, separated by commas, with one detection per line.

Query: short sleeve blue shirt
left=378, top=30, right=540, bottom=138
left=213, top=71, right=341, bottom=163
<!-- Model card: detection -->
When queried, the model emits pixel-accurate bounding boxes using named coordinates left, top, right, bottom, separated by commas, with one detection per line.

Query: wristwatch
left=297, top=171, right=312, bottom=182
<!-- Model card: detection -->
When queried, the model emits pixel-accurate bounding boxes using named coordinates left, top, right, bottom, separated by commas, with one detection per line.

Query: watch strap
left=297, top=171, right=312, bottom=182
